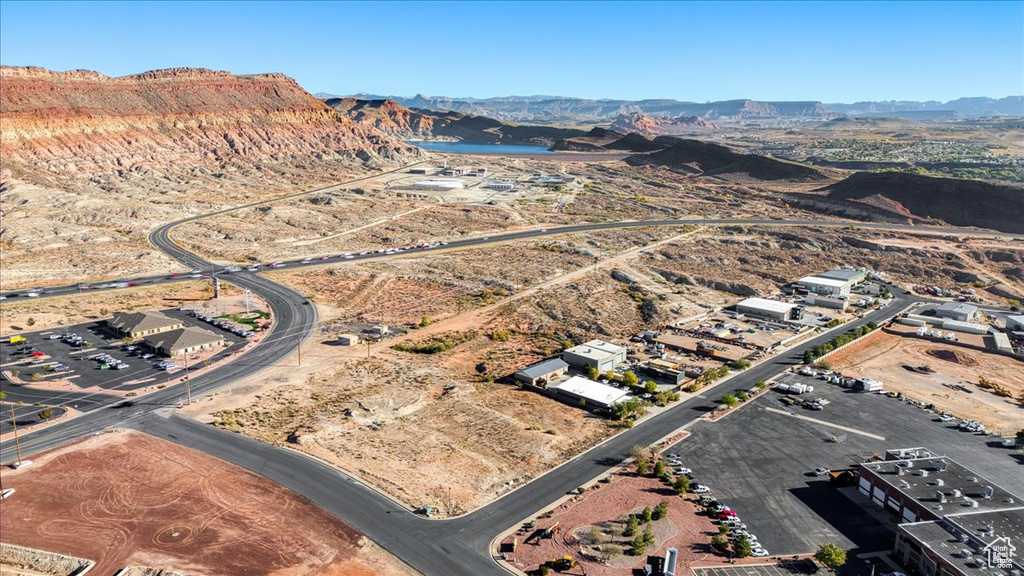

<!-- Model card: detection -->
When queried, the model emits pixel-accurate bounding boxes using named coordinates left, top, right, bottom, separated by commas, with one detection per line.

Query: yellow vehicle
left=9, top=336, right=26, bottom=345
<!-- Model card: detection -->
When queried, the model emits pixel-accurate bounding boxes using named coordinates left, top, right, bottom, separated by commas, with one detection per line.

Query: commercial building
left=144, top=326, right=225, bottom=357
left=935, top=302, right=979, bottom=323
left=818, top=268, right=869, bottom=284
left=736, top=297, right=802, bottom=321
left=413, top=179, right=464, bottom=190
left=514, top=358, right=569, bottom=386
left=992, top=332, right=1013, bottom=355
left=484, top=182, right=516, bottom=191
left=337, top=334, right=359, bottom=346
left=562, top=340, right=627, bottom=373
left=1005, top=315, right=1024, bottom=332
left=108, top=311, right=184, bottom=339
left=408, top=167, right=429, bottom=174
left=853, top=447, right=1024, bottom=576
left=797, top=276, right=853, bottom=298
left=895, top=508, right=1023, bottom=576
left=805, top=294, right=849, bottom=310
left=548, top=375, right=630, bottom=410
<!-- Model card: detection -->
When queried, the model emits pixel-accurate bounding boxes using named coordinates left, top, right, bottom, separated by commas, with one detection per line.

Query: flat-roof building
left=797, top=276, right=853, bottom=298
left=549, top=375, right=630, bottom=410
left=337, top=334, right=359, bottom=346
left=145, top=326, right=225, bottom=357
left=562, top=340, right=627, bottom=373
left=895, top=509, right=1023, bottom=576
left=736, top=297, right=801, bottom=321
left=413, top=179, right=464, bottom=190
left=484, top=182, right=516, bottom=191
left=1004, top=315, right=1024, bottom=332
left=514, top=358, right=569, bottom=386
left=108, top=311, right=184, bottom=339
left=818, top=268, right=869, bottom=284
left=935, top=302, right=979, bottom=323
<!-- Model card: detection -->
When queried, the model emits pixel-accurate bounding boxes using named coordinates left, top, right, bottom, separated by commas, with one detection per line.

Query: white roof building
left=413, top=179, right=464, bottom=190
left=798, top=276, right=853, bottom=297
left=737, top=297, right=797, bottom=317
left=1007, top=315, right=1024, bottom=332
left=549, top=375, right=631, bottom=410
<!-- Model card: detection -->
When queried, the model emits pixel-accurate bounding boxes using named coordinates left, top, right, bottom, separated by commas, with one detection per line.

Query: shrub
left=641, top=506, right=652, bottom=523
left=673, top=475, right=690, bottom=494
left=653, top=458, right=666, bottom=478
left=731, top=358, right=751, bottom=370
left=644, top=380, right=657, bottom=394
left=815, top=543, right=847, bottom=569
left=755, top=380, right=768, bottom=389
left=653, top=501, right=669, bottom=520
left=736, top=390, right=750, bottom=402
left=711, top=533, right=730, bottom=553
left=585, top=365, right=600, bottom=380
left=26, top=317, right=36, bottom=327
left=489, top=329, right=512, bottom=342
left=38, top=407, right=54, bottom=420
left=721, top=394, right=738, bottom=407
left=624, top=514, right=640, bottom=537
left=733, top=534, right=752, bottom=558
left=622, top=371, right=639, bottom=387
left=636, top=459, right=650, bottom=476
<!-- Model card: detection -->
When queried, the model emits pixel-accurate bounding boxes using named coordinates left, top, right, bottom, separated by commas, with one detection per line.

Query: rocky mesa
left=610, top=112, right=718, bottom=135
left=1, top=66, right=419, bottom=178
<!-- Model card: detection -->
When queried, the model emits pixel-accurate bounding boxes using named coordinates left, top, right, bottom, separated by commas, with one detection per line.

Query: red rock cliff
left=0, top=66, right=419, bottom=176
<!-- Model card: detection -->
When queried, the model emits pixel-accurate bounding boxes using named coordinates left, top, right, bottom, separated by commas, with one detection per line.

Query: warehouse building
left=736, top=297, right=802, bottom=321
left=1004, top=315, right=1024, bottom=332
left=562, top=340, right=627, bottom=373
left=484, top=182, right=516, bottom=191
left=145, top=326, right=225, bottom=357
left=108, top=311, right=184, bottom=339
left=797, top=276, right=853, bottom=298
left=818, top=268, right=869, bottom=284
left=413, top=179, right=463, bottom=190
left=805, top=294, right=849, bottom=310
left=548, top=375, right=630, bottom=410
left=514, top=358, right=569, bottom=386
left=934, top=302, right=979, bottom=323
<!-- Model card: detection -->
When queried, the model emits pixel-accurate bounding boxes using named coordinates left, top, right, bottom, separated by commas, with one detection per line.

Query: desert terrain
left=0, top=429, right=416, bottom=576
left=827, top=330, right=1024, bottom=434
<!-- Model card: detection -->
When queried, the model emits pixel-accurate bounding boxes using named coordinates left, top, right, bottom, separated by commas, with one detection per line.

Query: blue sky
left=1, top=1, right=1021, bottom=102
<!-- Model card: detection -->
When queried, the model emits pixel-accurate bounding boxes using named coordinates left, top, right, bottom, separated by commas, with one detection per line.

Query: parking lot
left=665, top=372, right=1024, bottom=557
left=696, top=560, right=821, bottom=576
left=0, top=309, right=248, bottom=418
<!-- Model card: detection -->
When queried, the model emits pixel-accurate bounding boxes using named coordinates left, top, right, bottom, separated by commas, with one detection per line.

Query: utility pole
left=296, top=331, right=302, bottom=367
left=366, top=339, right=371, bottom=360
left=183, top=355, right=192, bottom=406
left=9, top=404, right=23, bottom=466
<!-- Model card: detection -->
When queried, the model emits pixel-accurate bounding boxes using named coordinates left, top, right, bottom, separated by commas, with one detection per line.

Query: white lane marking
left=764, top=406, right=886, bottom=440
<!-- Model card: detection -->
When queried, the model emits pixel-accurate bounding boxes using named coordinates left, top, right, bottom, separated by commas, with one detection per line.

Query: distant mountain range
left=315, top=93, right=1024, bottom=123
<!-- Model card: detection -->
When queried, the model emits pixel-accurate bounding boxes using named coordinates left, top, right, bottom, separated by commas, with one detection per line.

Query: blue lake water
left=406, top=140, right=556, bottom=155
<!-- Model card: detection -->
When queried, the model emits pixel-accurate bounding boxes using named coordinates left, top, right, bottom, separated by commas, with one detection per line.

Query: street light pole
left=9, top=404, right=23, bottom=466
left=183, top=355, right=192, bottom=406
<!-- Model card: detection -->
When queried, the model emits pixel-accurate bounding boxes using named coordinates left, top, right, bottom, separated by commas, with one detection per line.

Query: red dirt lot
left=0, top=430, right=417, bottom=576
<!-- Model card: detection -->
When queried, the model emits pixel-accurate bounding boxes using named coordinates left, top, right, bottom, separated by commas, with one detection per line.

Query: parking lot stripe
left=764, top=406, right=886, bottom=440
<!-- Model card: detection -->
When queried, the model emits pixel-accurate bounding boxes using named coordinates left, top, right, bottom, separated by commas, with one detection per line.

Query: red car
left=717, top=510, right=737, bottom=519
left=32, top=351, right=46, bottom=357
left=127, top=282, right=139, bottom=286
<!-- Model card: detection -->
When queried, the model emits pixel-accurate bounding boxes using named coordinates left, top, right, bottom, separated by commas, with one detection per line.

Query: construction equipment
left=542, top=522, right=561, bottom=539
left=546, top=555, right=577, bottom=571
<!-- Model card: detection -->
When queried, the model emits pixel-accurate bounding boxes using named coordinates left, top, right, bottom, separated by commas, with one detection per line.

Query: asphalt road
left=2, top=170, right=1019, bottom=575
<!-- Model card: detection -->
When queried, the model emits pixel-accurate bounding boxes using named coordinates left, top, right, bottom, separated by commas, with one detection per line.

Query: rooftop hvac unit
left=981, top=486, right=994, bottom=498
left=935, top=478, right=945, bottom=486
left=937, top=491, right=947, bottom=503
left=919, top=469, right=929, bottom=477
left=897, top=467, right=905, bottom=476
left=970, top=476, right=979, bottom=483
left=952, top=489, right=962, bottom=497
left=968, top=499, right=979, bottom=508
left=905, top=460, right=914, bottom=468
left=936, top=460, right=948, bottom=471
left=960, top=548, right=973, bottom=558
left=900, top=480, right=912, bottom=488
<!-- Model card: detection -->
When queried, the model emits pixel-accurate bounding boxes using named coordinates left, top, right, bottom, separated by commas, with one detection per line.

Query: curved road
left=2, top=176, right=1020, bottom=574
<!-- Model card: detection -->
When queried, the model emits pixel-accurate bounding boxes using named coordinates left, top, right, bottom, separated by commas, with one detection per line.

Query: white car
left=814, top=467, right=831, bottom=476
left=675, top=467, right=692, bottom=475
left=751, top=549, right=769, bottom=557
left=26, top=292, right=40, bottom=298
left=692, top=484, right=710, bottom=494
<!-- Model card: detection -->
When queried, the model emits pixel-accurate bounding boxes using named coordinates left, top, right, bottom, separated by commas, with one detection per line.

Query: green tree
left=603, top=370, right=617, bottom=381
left=585, top=365, right=600, bottom=380
left=644, top=380, right=657, bottom=394
left=721, top=394, right=738, bottom=408
left=642, top=522, right=655, bottom=546
left=636, top=458, right=650, bottom=476
left=711, top=533, right=730, bottom=553
left=815, top=543, right=847, bottom=570
left=803, top=349, right=816, bottom=364
left=38, top=407, right=54, bottom=420
left=631, top=532, right=648, bottom=556
left=653, top=458, right=666, bottom=478
left=624, top=514, right=640, bottom=537
left=641, top=506, right=652, bottom=523
left=622, top=371, right=639, bottom=387
left=653, top=501, right=669, bottom=520
left=718, top=524, right=730, bottom=535
left=733, top=534, right=752, bottom=558
left=736, top=390, right=750, bottom=402
left=731, top=358, right=751, bottom=370
left=673, top=475, right=690, bottom=494
left=539, top=565, right=550, bottom=576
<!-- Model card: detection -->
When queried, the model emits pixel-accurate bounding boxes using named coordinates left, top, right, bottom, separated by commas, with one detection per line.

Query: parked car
left=814, top=467, right=831, bottom=476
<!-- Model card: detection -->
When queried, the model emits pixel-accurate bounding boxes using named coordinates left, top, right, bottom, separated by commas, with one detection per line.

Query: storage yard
left=826, top=329, right=1024, bottom=434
